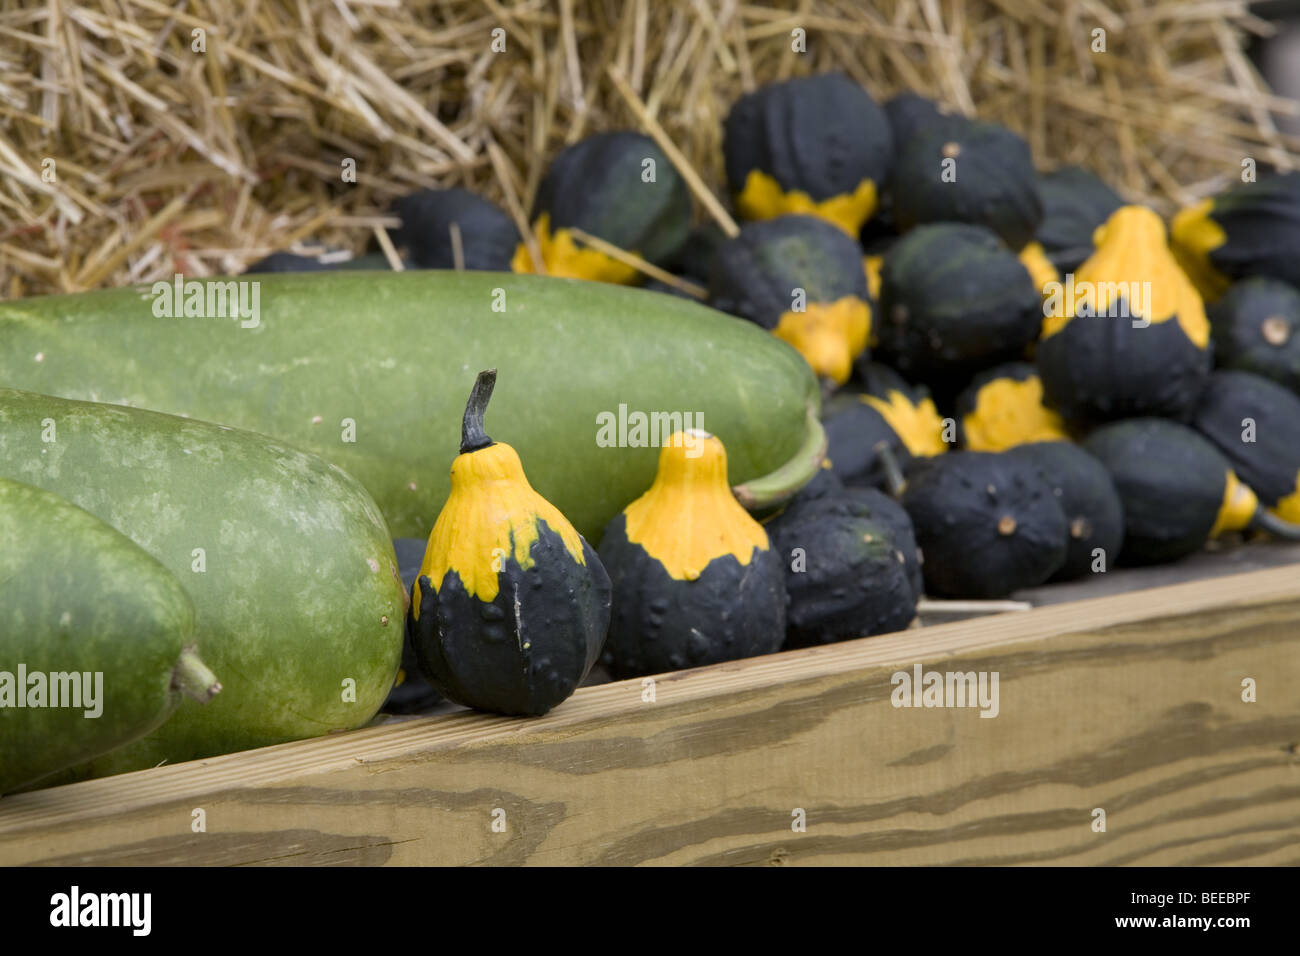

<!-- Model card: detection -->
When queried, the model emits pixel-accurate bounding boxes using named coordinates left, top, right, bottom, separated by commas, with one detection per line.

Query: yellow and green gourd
left=597, top=430, right=786, bottom=679
left=955, top=362, right=1069, bottom=452
left=409, top=369, right=611, bottom=716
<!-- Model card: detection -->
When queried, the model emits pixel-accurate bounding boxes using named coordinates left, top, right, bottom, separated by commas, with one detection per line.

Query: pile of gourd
left=352, top=70, right=1300, bottom=705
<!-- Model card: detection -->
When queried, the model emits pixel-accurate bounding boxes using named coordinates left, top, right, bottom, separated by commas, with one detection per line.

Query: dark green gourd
left=1208, top=278, right=1300, bottom=394
left=1033, top=166, right=1124, bottom=273
left=392, top=188, right=519, bottom=270
left=1004, top=442, right=1125, bottom=581
left=902, top=452, right=1068, bottom=598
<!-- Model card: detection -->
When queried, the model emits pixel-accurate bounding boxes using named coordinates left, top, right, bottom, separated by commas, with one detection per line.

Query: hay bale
left=1, top=0, right=1297, bottom=298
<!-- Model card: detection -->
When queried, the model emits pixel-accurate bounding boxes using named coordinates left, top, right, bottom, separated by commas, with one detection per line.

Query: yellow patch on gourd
left=862, top=255, right=884, bottom=300
left=736, top=169, right=878, bottom=237
left=1269, top=472, right=1300, bottom=525
left=862, top=390, right=948, bottom=457
left=1170, top=198, right=1231, bottom=302
left=623, top=430, right=769, bottom=581
left=1209, top=469, right=1259, bottom=538
left=510, top=212, right=641, bottom=284
left=413, top=441, right=586, bottom=616
left=1018, top=241, right=1059, bottom=294
left=962, top=376, right=1069, bottom=452
left=1041, top=205, right=1210, bottom=348
left=772, top=296, right=871, bottom=385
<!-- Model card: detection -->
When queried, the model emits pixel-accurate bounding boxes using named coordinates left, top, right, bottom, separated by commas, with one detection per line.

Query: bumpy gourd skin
left=902, top=452, right=1068, bottom=598
left=766, top=477, right=916, bottom=647
left=597, top=432, right=786, bottom=679
left=412, top=525, right=610, bottom=717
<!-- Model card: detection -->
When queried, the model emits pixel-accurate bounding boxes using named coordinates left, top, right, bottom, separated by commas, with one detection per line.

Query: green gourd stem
left=873, top=440, right=908, bottom=498
left=733, top=402, right=826, bottom=509
left=171, top=647, right=222, bottom=704
left=1250, top=508, right=1300, bottom=541
left=460, top=369, right=498, bottom=454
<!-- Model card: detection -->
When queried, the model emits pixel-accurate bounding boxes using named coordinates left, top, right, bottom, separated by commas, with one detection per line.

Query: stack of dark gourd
left=261, top=72, right=1300, bottom=684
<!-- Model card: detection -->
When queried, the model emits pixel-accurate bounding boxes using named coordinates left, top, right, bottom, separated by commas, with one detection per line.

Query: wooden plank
left=2, top=566, right=1298, bottom=866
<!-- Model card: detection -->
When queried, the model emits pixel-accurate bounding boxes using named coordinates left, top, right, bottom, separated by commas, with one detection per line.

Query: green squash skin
left=534, top=131, right=691, bottom=265
left=1004, top=442, right=1125, bottom=581
left=1082, top=419, right=1228, bottom=566
left=1209, top=278, right=1300, bottom=394
left=392, top=188, right=518, bottom=271
left=0, top=389, right=404, bottom=776
left=410, top=522, right=610, bottom=717
left=1034, top=166, right=1124, bottom=272
left=724, top=72, right=893, bottom=204
left=0, top=272, right=820, bottom=543
left=1036, top=303, right=1212, bottom=425
left=902, top=452, right=1068, bottom=598
left=891, top=121, right=1044, bottom=251
left=883, top=93, right=969, bottom=151
left=0, top=478, right=204, bottom=793
left=1203, top=172, right=1300, bottom=289
left=596, top=514, right=786, bottom=679
left=766, top=478, right=916, bottom=646
left=1191, top=370, right=1300, bottom=509
left=878, top=223, right=1043, bottom=384
left=708, top=215, right=870, bottom=330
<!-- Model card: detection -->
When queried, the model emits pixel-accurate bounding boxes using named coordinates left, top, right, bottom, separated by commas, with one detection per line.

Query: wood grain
left=2, top=566, right=1298, bottom=866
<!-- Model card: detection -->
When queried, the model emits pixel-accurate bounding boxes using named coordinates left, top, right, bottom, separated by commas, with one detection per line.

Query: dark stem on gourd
left=460, top=368, right=498, bottom=454
left=874, top=440, right=907, bottom=498
left=1250, top=508, right=1300, bottom=541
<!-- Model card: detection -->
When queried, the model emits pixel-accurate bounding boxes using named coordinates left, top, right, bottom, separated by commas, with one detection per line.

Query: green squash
left=598, top=431, right=786, bottom=679
left=709, top=215, right=872, bottom=384
left=1191, top=370, right=1300, bottom=525
left=1034, top=166, right=1124, bottom=274
left=955, top=362, right=1069, bottom=452
left=392, top=188, right=518, bottom=270
left=891, top=120, right=1043, bottom=250
left=1082, top=417, right=1298, bottom=565
left=1004, top=441, right=1124, bottom=581
left=878, top=223, right=1043, bottom=385
left=1208, top=277, right=1300, bottom=394
left=409, top=371, right=611, bottom=716
left=883, top=92, right=968, bottom=149
left=765, top=470, right=916, bottom=647
left=725, top=72, right=893, bottom=237
left=512, top=131, right=691, bottom=282
left=1037, top=206, right=1212, bottom=424
left=1171, top=171, right=1300, bottom=302
left=902, top=451, right=1068, bottom=598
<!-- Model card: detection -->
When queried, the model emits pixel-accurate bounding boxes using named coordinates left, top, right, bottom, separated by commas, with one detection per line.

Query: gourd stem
left=874, top=440, right=907, bottom=498
left=733, top=403, right=827, bottom=509
left=1250, top=508, right=1300, bottom=541
left=172, top=647, right=222, bottom=704
left=460, top=368, right=498, bottom=454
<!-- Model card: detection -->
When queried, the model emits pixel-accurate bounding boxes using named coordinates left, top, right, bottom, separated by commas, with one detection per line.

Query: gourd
left=409, top=370, right=611, bottom=716
left=1083, top=417, right=1300, bottom=565
left=877, top=223, right=1043, bottom=385
left=392, top=188, right=518, bottom=270
left=724, top=72, right=893, bottom=237
left=709, top=215, right=872, bottom=384
left=1004, top=442, right=1125, bottom=581
left=383, top=537, right=443, bottom=714
left=598, top=430, right=786, bottom=679
left=765, top=471, right=916, bottom=647
left=512, top=131, right=691, bottom=282
left=1191, top=370, right=1300, bottom=524
left=1033, top=166, right=1124, bottom=273
left=822, top=363, right=947, bottom=490
left=901, top=452, right=1068, bottom=598
left=1171, top=171, right=1300, bottom=301
left=891, top=120, right=1043, bottom=250
left=955, top=362, right=1069, bottom=452
left=883, top=92, right=968, bottom=149
left=1208, top=277, right=1300, bottom=394
left=1037, top=205, right=1212, bottom=424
